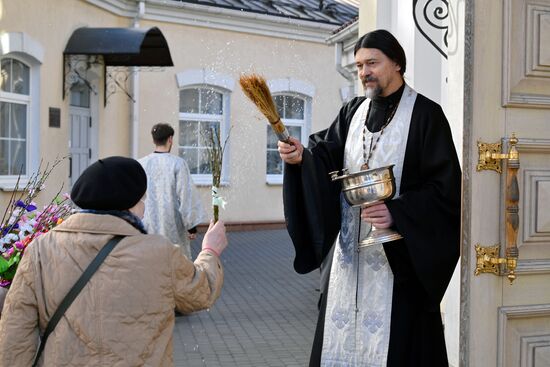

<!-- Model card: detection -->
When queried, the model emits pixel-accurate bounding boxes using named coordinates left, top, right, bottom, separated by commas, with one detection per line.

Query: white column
left=130, top=1, right=145, bottom=159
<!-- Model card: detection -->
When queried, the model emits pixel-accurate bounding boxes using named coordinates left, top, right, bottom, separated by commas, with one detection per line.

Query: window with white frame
left=266, top=94, right=309, bottom=184
left=0, top=33, right=43, bottom=189
left=178, top=87, right=228, bottom=184
left=0, top=58, right=30, bottom=177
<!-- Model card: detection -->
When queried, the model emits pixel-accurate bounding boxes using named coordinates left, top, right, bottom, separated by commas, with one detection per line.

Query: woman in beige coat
left=0, top=156, right=227, bottom=367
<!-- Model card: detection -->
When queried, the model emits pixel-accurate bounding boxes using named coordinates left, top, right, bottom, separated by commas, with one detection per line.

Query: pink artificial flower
left=14, top=241, right=25, bottom=250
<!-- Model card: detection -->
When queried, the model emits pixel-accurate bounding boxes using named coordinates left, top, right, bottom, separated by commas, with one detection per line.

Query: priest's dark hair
left=151, top=123, right=174, bottom=145
left=354, top=29, right=407, bottom=76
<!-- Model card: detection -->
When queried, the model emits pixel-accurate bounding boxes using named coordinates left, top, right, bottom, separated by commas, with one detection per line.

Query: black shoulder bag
left=32, top=235, right=124, bottom=367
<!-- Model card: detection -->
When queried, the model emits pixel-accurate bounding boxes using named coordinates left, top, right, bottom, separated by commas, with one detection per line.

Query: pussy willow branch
left=204, top=126, right=232, bottom=222
left=1, top=156, right=67, bottom=231
left=0, top=169, right=22, bottom=227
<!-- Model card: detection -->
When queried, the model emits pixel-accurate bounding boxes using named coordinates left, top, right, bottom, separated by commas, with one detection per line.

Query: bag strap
left=32, top=235, right=124, bottom=367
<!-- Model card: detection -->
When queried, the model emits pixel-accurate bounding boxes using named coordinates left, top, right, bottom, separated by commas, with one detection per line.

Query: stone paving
left=173, top=229, right=320, bottom=367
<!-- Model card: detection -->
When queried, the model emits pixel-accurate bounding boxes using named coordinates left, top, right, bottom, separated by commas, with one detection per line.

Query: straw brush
left=239, top=73, right=291, bottom=144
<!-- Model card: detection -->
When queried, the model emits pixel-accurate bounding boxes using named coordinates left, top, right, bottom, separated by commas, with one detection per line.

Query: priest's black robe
left=283, top=93, right=461, bottom=367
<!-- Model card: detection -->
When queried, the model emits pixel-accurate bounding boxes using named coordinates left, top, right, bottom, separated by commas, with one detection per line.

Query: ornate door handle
left=475, top=135, right=520, bottom=284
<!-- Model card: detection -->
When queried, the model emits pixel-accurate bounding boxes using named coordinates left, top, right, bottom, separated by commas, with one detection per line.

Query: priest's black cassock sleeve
left=283, top=94, right=461, bottom=367
left=283, top=97, right=365, bottom=274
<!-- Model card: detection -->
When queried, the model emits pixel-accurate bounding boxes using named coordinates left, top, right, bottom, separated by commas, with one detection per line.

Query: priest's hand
left=360, top=203, right=394, bottom=228
left=278, top=137, right=303, bottom=165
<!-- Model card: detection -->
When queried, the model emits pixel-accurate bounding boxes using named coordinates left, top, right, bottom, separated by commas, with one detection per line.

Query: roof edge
left=325, top=20, right=359, bottom=44
left=86, top=0, right=344, bottom=43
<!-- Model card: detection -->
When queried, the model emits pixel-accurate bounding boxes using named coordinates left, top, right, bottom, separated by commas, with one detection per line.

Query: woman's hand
left=277, top=137, right=304, bottom=165
left=360, top=203, right=394, bottom=228
left=201, top=220, right=228, bottom=257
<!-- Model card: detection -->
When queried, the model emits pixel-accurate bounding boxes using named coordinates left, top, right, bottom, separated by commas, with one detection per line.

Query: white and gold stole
left=321, top=85, right=417, bottom=367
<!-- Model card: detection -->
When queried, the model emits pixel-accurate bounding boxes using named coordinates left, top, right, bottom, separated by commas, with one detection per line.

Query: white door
left=460, top=0, right=550, bottom=366
left=69, top=82, right=91, bottom=186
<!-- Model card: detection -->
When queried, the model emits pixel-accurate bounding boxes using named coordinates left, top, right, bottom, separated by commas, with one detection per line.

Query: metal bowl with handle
left=329, top=164, right=403, bottom=247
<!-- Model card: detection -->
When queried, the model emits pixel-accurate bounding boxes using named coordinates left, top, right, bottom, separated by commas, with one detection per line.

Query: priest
left=278, top=29, right=461, bottom=367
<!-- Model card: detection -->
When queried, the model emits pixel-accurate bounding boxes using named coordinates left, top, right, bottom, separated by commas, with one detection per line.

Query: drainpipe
left=130, top=1, right=145, bottom=158
left=335, top=42, right=356, bottom=102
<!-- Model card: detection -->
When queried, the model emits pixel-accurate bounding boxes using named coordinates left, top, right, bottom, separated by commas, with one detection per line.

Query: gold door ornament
left=475, top=135, right=520, bottom=284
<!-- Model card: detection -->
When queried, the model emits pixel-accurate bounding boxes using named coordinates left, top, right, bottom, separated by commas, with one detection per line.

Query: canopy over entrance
left=64, top=27, right=173, bottom=66
left=63, top=27, right=173, bottom=105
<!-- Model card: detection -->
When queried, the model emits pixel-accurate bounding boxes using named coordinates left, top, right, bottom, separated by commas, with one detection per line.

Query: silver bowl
left=330, top=165, right=397, bottom=207
left=330, top=164, right=402, bottom=247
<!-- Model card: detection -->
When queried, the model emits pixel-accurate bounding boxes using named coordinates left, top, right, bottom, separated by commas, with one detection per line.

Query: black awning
left=63, top=27, right=173, bottom=67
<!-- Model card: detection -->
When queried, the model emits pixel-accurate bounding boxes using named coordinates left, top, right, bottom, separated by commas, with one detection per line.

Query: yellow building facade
left=0, top=0, right=357, bottom=227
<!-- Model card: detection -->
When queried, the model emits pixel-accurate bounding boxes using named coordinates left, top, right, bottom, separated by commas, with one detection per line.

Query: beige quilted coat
left=0, top=213, right=223, bottom=367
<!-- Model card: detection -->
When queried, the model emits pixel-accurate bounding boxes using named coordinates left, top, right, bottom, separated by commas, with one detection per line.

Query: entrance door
left=460, top=0, right=550, bottom=366
left=69, top=82, right=91, bottom=186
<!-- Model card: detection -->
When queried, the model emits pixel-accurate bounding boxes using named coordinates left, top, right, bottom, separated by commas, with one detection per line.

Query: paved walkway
left=173, top=229, right=319, bottom=367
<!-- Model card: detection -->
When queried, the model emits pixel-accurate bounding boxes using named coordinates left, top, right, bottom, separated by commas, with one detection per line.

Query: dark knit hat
left=354, top=29, right=407, bottom=76
left=71, top=156, right=147, bottom=210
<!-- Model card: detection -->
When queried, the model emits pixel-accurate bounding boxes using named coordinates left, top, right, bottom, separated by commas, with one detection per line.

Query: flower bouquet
left=0, top=160, right=72, bottom=290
